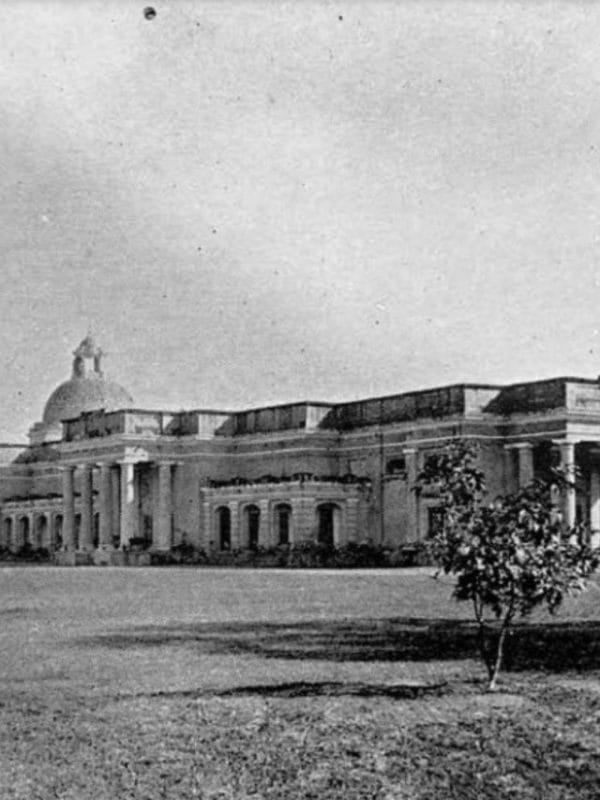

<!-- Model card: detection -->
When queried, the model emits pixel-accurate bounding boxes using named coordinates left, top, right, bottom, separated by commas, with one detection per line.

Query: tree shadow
left=117, top=679, right=449, bottom=701
left=77, top=616, right=600, bottom=673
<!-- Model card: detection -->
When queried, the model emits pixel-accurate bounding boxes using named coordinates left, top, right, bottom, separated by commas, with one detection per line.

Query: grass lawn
left=2, top=566, right=600, bottom=799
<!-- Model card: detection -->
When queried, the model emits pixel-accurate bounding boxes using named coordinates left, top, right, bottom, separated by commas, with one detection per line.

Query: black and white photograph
left=1, top=2, right=600, bottom=798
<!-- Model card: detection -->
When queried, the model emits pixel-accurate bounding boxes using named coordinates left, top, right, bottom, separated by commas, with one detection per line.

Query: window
left=427, top=506, right=445, bottom=538
left=386, top=457, right=407, bottom=476
left=216, top=507, right=231, bottom=551
left=275, top=504, right=291, bottom=545
left=244, top=505, right=260, bottom=550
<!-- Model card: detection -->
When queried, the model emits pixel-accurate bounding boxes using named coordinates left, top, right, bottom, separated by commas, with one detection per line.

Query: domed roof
left=41, top=334, right=134, bottom=425
left=43, top=374, right=134, bottom=425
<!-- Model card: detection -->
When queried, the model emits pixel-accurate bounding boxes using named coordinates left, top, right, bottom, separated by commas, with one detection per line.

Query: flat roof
left=58, top=376, right=600, bottom=425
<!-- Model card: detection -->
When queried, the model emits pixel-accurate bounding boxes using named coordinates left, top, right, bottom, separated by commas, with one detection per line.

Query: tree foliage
left=417, top=440, right=599, bottom=690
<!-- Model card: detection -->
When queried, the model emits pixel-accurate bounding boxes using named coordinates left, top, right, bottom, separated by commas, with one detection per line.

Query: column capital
left=505, top=441, right=533, bottom=450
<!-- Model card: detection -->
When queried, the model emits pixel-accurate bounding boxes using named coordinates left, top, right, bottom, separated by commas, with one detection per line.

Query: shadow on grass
left=77, top=616, right=600, bottom=673
left=130, top=679, right=449, bottom=700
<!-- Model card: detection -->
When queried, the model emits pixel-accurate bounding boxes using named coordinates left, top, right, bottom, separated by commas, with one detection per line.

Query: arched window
left=216, top=507, right=231, bottom=551
left=74, top=513, right=81, bottom=550
left=34, top=515, right=48, bottom=550
left=3, top=518, right=12, bottom=550
left=244, top=505, right=260, bottom=550
left=53, top=514, right=63, bottom=551
left=316, top=503, right=339, bottom=548
left=93, top=513, right=100, bottom=549
left=274, top=503, right=291, bottom=546
left=19, top=516, right=30, bottom=549
left=427, top=506, right=445, bottom=538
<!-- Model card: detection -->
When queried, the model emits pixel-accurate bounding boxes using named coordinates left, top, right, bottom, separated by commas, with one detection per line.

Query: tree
left=417, top=440, right=599, bottom=691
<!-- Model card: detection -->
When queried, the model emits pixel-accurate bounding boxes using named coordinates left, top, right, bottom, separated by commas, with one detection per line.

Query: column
left=590, top=464, right=600, bottom=549
left=556, top=441, right=576, bottom=529
left=258, top=499, right=270, bottom=547
left=110, top=466, right=120, bottom=544
left=332, top=505, right=343, bottom=547
left=513, top=443, right=534, bottom=488
left=61, top=466, right=75, bottom=550
left=289, top=499, right=299, bottom=546
left=228, top=501, right=239, bottom=549
left=153, top=462, right=174, bottom=552
left=503, top=444, right=516, bottom=494
left=118, top=460, right=137, bottom=549
left=290, top=496, right=313, bottom=544
left=345, top=497, right=359, bottom=543
left=96, top=463, right=113, bottom=548
left=202, top=500, right=212, bottom=550
left=78, top=464, right=94, bottom=551
left=403, top=448, right=420, bottom=541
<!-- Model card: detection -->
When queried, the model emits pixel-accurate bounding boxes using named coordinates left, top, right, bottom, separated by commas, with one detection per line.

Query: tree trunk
left=488, top=622, right=509, bottom=692
left=477, top=620, right=493, bottom=681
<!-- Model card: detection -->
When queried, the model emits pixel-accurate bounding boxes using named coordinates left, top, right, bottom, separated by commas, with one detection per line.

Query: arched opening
left=316, top=503, right=340, bottom=548
left=93, top=513, right=100, bottom=548
left=244, top=505, right=260, bottom=550
left=216, top=506, right=231, bottom=551
left=3, top=517, right=12, bottom=550
left=53, top=514, right=63, bottom=550
left=18, top=516, right=30, bottom=549
left=34, top=515, right=48, bottom=550
left=74, top=513, right=81, bottom=550
left=274, top=503, right=291, bottom=546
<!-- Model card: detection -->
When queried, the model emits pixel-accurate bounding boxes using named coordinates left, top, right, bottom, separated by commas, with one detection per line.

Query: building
left=1, top=335, right=600, bottom=564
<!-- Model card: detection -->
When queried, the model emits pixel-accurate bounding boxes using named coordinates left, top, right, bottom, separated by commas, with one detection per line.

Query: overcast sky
left=1, top=1, right=600, bottom=441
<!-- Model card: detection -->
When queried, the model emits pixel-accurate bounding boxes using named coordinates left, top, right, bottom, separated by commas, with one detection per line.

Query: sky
left=1, top=1, right=600, bottom=441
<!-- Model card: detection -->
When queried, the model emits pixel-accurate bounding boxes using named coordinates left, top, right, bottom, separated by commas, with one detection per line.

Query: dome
left=43, top=374, right=134, bottom=425
left=35, top=334, right=134, bottom=431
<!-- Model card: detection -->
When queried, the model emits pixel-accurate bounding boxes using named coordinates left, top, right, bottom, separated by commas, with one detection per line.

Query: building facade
left=2, top=335, right=600, bottom=564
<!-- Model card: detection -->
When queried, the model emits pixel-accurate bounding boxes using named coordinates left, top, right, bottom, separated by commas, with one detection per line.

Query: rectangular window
left=427, top=506, right=445, bottom=538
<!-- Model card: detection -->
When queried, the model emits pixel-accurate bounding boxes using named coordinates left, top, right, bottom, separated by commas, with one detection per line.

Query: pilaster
left=118, top=460, right=137, bottom=549
left=79, top=464, right=94, bottom=551
left=403, top=448, right=420, bottom=541
left=153, top=461, right=174, bottom=552
left=97, top=462, right=113, bottom=548
left=61, top=466, right=76, bottom=551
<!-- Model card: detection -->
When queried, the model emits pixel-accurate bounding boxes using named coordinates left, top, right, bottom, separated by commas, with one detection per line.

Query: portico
left=53, top=453, right=177, bottom=565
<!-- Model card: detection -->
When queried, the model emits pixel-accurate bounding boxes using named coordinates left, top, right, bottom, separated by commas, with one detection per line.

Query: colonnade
left=60, top=460, right=176, bottom=552
left=506, top=440, right=600, bottom=539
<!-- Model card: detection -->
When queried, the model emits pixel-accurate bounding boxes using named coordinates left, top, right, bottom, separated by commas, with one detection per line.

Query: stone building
left=1, top=335, right=600, bottom=564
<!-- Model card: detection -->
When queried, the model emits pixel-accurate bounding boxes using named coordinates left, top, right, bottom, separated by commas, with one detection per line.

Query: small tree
left=417, top=440, right=599, bottom=690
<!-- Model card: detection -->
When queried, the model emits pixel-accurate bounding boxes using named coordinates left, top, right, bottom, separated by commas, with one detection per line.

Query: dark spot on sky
left=144, top=7, right=156, bottom=20
left=338, top=15, right=343, bottom=21
left=212, top=229, right=217, bottom=234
